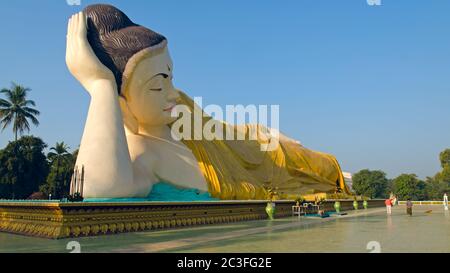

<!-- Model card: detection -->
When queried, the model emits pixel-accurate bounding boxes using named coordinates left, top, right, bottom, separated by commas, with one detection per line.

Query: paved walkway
left=114, top=208, right=386, bottom=253
left=169, top=205, right=450, bottom=253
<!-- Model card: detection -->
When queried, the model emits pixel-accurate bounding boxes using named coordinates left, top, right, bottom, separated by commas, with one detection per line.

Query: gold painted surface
left=0, top=200, right=384, bottom=239
left=0, top=201, right=294, bottom=239
left=176, top=92, right=352, bottom=200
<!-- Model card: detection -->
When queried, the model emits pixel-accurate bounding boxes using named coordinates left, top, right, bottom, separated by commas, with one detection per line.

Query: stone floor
left=1, top=205, right=449, bottom=253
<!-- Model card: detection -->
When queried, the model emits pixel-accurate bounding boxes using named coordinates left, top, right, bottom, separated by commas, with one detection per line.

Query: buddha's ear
left=118, top=95, right=139, bottom=134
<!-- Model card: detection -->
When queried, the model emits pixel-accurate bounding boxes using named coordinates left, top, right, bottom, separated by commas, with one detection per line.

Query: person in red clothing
left=385, top=198, right=392, bottom=215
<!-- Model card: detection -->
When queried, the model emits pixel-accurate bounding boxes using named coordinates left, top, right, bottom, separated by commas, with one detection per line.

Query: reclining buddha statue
left=66, top=4, right=351, bottom=200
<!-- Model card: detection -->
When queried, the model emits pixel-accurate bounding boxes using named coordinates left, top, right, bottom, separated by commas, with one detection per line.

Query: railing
left=398, top=201, right=447, bottom=205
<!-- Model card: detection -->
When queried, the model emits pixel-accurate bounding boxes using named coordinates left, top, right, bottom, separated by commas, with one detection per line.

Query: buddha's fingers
left=76, top=12, right=91, bottom=53
left=78, top=12, right=88, bottom=38
left=66, top=15, right=71, bottom=39
left=66, top=19, right=72, bottom=56
left=70, top=14, right=76, bottom=38
left=73, top=13, right=79, bottom=41
left=66, top=15, right=76, bottom=66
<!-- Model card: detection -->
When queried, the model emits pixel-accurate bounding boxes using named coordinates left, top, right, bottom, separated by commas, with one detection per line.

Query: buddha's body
left=124, top=126, right=209, bottom=196
left=66, top=5, right=350, bottom=200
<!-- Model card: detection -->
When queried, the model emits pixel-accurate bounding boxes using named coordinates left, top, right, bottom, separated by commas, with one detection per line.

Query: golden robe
left=175, top=92, right=351, bottom=200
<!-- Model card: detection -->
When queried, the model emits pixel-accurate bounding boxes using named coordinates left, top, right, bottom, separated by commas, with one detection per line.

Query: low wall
left=398, top=201, right=446, bottom=205
left=0, top=199, right=384, bottom=239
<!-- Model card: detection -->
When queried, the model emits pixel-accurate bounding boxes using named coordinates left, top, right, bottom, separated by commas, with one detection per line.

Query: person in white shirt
left=444, top=193, right=448, bottom=211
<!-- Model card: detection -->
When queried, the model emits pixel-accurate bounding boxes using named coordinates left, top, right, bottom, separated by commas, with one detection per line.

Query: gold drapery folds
left=173, top=92, right=351, bottom=200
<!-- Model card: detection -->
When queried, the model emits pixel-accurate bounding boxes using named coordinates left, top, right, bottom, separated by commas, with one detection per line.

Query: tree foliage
left=0, top=136, right=48, bottom=199
left=392, top=174, right=427, bottom=201
left=40, top=143, right=77, bottom=199
left=425, top=149, right=450, bottom=200
left=0, top=83, right=40, bottom=141
left=426, top=176, right=449, bottom=200
left=352, top=169, right=389, bottom=199
left=440, top=149, right=450, bottom=168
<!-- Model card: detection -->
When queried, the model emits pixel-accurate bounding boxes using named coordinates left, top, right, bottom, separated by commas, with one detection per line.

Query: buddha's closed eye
left=148, top=73, right=170, bottom=92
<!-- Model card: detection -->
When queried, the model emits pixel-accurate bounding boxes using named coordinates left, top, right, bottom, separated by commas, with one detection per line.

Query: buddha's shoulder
left=126, top=133, right=192, bottom=155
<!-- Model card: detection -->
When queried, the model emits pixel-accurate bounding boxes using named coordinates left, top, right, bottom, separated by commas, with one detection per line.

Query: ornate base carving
left=0, top=201, right=293, bottom=239
left=0, top=200, right=384, bottom=239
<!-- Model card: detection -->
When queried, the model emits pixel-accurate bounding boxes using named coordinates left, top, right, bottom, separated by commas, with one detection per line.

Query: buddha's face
left=121, top=47, right=180, bottom=128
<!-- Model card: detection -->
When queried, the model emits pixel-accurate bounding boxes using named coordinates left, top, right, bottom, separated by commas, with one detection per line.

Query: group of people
left=385, top=193, right=449, bottom=216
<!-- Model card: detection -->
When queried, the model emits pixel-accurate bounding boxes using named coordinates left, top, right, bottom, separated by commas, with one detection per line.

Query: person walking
left=391, top=195, right=397, bottom=207
left=444, top=193, right=449, bottom=211
left=385, top=198, right=392, bottom=215
left=406, top=199, right=413, bottom=216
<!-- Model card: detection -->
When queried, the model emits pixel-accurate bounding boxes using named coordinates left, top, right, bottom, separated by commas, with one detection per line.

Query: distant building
left=343, top=172, right=353, bottom=191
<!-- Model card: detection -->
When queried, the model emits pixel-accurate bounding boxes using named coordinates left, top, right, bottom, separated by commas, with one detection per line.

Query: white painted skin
left=66, top=12, right=208, bottom=198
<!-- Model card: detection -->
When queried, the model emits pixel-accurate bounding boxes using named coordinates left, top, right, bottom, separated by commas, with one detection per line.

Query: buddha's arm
left=76, top=80, right=135, bottom=197
left=66, top=12, right=134, bottom=197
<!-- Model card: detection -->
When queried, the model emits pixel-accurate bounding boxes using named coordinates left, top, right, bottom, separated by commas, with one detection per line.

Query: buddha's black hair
left=84, top=4, right=166, bottom=94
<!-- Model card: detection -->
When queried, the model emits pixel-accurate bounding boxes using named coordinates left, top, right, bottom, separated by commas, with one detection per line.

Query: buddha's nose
left=166, top=85, right=180, bottom=102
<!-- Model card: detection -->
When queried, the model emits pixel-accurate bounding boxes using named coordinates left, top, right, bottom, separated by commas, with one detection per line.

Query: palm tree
left=0, top=83, right=40, bottom=141
left=47, top=142, right=71, bottom=197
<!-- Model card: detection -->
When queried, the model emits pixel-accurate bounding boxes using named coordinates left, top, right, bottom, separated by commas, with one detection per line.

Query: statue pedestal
left=0, top=200, right=295, bottom=239
left=0, top=199, right=385, bottom=239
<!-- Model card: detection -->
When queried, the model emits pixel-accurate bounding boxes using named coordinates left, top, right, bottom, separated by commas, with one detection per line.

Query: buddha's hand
left=66, top=12, right=116, bottom=94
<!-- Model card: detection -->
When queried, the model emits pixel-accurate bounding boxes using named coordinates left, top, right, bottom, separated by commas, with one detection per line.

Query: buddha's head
left=84, top=4, right=180, bottom=133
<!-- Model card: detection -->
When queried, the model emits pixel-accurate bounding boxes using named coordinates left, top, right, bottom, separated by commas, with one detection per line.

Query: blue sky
left=0, top=0, right=449, bottom=179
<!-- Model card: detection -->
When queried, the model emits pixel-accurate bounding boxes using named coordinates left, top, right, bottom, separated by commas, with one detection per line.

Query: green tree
left=434, top=166, right=450, bottom=185
left=40, top=142, right=74, bottom=199
left=425, top=176, right=449, bottom=200
left=392, top=174, right=427, bottom=201
left=0, top=83, right=40, bottom=141
left=430, top=166, right=450, bottom=199
left=352, top=169, right=389, bottom=198
left=0, top=136, right=49, bottom=199
left=440, top=149, right=450, bottom=168
left=425, top=149, right=450, bottom=200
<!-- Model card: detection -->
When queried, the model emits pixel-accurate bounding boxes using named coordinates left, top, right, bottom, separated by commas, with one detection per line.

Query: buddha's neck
left=138, top=124, right=173, bottom=140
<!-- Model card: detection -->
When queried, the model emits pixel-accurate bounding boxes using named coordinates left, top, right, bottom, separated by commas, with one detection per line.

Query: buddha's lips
left=164, top=104, right=176, bottom=112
